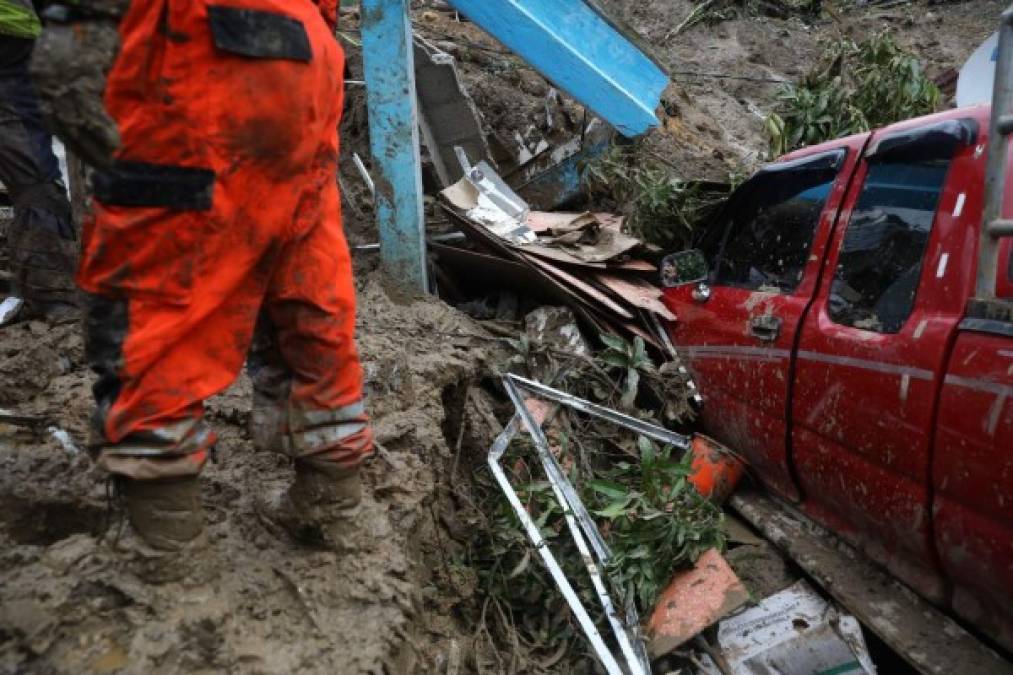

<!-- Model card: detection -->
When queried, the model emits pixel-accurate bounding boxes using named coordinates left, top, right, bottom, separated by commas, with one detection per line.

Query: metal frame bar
left=487, top=417, right=624, bottom=675
left=488, top=374, right=687, bottom=674
left=977, top=5, right=1013, bottom=299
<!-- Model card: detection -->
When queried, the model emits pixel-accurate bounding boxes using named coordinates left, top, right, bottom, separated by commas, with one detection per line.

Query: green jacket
left=0, top=0, right=40, bottom=39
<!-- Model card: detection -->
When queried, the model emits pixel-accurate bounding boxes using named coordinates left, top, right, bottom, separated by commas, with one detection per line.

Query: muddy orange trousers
left=77, top=0, right=372, bottom=480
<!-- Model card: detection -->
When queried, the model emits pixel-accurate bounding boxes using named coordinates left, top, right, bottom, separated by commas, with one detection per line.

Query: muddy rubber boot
left=258, top=459, right=362, bottom=549
left=113, top=476, right=208, bottom=584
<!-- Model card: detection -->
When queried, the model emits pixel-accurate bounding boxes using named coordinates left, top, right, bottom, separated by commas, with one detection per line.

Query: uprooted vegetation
left=581, top=143, right=736, bottom=250
left=765, top=32, right=941, bottom=156
left=459, top=331, right=724, bottom=671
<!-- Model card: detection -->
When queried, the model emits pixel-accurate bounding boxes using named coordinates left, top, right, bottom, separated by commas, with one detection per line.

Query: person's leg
left=257, top=162, right=374, bottom=545
left=268, top=170, right=372, bottom=474
left=0, top=48, right=78, bottom=322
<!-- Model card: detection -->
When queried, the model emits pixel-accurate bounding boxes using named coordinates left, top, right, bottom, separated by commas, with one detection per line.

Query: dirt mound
left=0, top=273, right=508, bottom=673
left=601, top=0, right=1001, bottom=168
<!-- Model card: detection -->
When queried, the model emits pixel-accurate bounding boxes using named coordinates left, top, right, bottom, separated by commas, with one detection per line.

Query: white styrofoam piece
left=701, top=580, right=877, bottom=675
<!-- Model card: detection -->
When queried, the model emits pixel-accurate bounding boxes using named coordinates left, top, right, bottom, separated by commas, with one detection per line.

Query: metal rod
left=503, top=379, right=612, bottom=562
left=353, top=231, right=466, bottom=252
left=506, top=373, right=693, bottom=451
left=352, top=152, right=376, bottom=198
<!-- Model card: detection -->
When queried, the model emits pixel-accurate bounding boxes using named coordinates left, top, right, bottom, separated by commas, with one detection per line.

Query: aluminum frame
left=488, top=374, right=692, bottom=674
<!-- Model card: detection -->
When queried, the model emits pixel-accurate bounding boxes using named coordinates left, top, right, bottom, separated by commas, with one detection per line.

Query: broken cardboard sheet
left=697, top=579, right=877, bottom=675
left=525, top=210, right=640, bottom=264
left=647, top=548, right=750, bottom=658
left=612, top=259, right=656, bottom=272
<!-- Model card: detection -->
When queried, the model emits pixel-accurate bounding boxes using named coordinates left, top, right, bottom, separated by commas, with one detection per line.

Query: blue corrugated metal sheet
left=446, top=0, right=667, bottom=137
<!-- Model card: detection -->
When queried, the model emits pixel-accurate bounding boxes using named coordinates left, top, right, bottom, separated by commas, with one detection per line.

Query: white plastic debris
left=47, top=427, right=81, bottom=455
left=0, top=296, right=24, bottom=326
left=697, top=579, right=877, bottom=675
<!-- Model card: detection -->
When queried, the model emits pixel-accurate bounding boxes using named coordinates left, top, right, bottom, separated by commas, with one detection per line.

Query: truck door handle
left=749, top=315, right=782, bottom=342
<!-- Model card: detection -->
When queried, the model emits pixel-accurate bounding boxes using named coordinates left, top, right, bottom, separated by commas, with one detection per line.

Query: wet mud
left=0, top=274, right=507, bottom=673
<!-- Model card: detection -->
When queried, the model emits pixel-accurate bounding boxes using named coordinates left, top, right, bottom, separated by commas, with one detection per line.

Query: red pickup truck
left=660, top=104, right=1013, bottom=653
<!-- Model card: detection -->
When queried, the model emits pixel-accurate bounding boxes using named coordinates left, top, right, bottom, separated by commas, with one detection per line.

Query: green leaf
left=600, top=333, right=628, bottom=352
left=590, top=479, right=630, bottom=500
left=594, top=499, right=634, bottom=519
left=638, top=436, right=656, bottom=465
left=598, top=352, right=631, bottom=369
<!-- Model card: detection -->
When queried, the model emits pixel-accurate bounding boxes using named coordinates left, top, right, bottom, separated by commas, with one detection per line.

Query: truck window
left=829, top=159, right=950, bottom=333
left=711, top=174, right=835, bottom=293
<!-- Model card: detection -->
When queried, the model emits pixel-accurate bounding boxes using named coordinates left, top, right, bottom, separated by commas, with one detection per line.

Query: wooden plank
left=521, top=253, right=634, bottom=319
left=731, top=489, right=1013, bottom=675
left=609, top=259, right=656, bottom=272
left=594, top=273, right=675, bottom=321
left=361, top=0, right=428, bottom=291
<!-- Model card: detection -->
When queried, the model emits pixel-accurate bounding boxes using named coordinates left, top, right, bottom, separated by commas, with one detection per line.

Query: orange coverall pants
left=78, top=0, right=371, bottom=480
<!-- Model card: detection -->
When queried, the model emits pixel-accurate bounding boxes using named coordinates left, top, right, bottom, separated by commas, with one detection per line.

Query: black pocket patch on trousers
left=208, top=6, right=312, bottom=62
left=94, top=161, right=216, bottom=211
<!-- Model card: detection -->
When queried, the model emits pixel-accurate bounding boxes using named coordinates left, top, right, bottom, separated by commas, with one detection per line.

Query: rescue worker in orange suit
left=29, top=0, right=372, bottom=570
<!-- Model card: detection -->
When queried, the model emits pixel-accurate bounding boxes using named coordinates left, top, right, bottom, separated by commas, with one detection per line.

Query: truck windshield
left=829, top=159, right=951, bottom=333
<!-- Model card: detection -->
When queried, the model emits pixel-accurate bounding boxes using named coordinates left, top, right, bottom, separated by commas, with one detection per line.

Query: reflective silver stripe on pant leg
left=286, top=421, right=368, bottom=456
left=285, top=401, right=368, bottom=457
left=100, top=418, right=214, bottom=457
left=289, top=400, right=366, bottom=428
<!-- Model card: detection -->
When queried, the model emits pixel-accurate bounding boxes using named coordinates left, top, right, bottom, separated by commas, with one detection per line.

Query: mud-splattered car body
left=662, top=104, right=1013, bottom=653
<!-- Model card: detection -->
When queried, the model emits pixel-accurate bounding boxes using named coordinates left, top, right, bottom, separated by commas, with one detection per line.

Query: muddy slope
left=0, top=274, right=506, bottom=674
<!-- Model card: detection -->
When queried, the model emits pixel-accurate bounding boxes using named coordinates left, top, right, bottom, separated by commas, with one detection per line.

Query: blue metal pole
left=360, top=0, right=428, bottom=292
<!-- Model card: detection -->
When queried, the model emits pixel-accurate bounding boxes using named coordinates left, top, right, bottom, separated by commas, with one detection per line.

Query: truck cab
left=661, top=104, right=1013, bottom=652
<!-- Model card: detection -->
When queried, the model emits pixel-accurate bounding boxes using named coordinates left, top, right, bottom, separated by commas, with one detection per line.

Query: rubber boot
left=259, top=459, right=362, bottom=549
left=113, top=476, right=207, bottom=583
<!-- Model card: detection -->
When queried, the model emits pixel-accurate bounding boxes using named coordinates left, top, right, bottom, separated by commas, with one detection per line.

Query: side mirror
left=660, top=249, right=709, bottom=288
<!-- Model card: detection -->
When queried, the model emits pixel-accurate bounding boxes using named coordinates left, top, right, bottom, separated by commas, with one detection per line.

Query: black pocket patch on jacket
left=207, top=6, right=312, bottom=62
left=94, top=161, right=216, bottom=211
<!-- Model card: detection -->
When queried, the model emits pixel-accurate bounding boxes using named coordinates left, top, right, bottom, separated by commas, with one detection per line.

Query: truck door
left=933, top=146, right=1013, bottom=652
left=662, top=141, right=864, bottom=501
left=791, top=117, right=980, bottom=600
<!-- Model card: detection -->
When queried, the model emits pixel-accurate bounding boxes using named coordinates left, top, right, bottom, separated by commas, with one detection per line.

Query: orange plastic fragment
left=647, top=547, right=750, bottom=658
left=688, top=433, right=747, bottom=503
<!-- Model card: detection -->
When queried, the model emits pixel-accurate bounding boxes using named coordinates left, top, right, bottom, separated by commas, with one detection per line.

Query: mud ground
left=0, top=274, right=513, bottom=674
